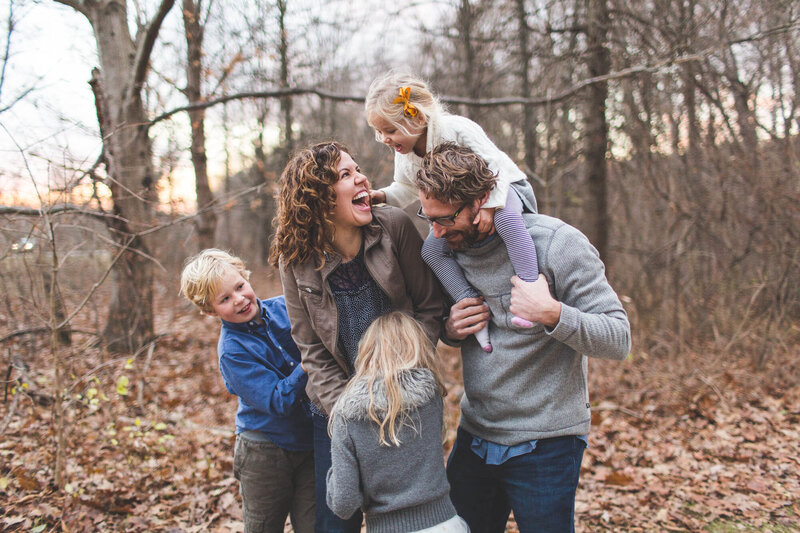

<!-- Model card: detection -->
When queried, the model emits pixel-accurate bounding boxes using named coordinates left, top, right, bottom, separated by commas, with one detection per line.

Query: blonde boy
left=181, top=249, right=314, bottom=533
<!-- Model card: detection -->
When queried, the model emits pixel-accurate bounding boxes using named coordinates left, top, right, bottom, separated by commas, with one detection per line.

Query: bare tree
left=515, top=0, right=538, bottom=180
left=182, top=0, right=217, bottom=250
left=54, top=0, right=176, bottom=353
left=583, top=0, right=611, bottom=262
left=0, top=0, right=38, bottom=114
left=277, top=0, right=293, bottom=153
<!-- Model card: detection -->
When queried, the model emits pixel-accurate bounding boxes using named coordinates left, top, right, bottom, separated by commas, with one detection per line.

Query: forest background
left=0, top=0, right=798, bottom=531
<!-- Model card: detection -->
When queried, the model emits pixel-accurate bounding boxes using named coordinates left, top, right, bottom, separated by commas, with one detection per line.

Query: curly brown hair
left=269, top=141, right=350, bottom=268
left=414, top=142, right=497, bottom=204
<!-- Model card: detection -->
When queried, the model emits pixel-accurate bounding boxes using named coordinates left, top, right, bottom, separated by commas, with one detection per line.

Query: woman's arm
left=279, top=262, right=349, bottom=415
left=389, top=209, right=445, bottom=345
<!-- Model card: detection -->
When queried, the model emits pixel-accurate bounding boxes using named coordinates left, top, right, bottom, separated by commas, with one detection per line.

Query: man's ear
left=477, top=191, right=490, bottom=208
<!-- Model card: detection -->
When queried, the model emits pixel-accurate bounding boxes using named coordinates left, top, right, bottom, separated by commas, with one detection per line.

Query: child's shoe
left=474, top=324, right=492, bottom=353
left=511, top=316, right=534, bottom=328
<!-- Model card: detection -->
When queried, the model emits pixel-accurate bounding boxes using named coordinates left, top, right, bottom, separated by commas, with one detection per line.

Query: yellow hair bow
left=393, top=87, right=418, bottom=118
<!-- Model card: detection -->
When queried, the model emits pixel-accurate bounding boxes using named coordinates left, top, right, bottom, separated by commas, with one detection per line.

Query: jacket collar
left=318, top=215, right=383, bottom=276
left=331, top=368, right=439, bottom=421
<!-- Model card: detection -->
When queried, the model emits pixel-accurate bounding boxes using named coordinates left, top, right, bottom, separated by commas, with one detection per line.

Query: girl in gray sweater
left=326, top=312, right=469, bottom=533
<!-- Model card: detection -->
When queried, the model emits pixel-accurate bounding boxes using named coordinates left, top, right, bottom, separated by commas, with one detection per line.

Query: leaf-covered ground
left=1, top=281, right=798, bottom=532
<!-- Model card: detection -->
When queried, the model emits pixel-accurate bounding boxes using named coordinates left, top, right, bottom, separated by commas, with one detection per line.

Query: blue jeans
left=312, top=414, right=363, bottom=533
left=446, top=427, right=586, bottom=533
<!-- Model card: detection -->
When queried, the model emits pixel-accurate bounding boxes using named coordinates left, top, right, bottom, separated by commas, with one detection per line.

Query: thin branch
left=0, top=203, right=117, bottom=222
left=146, top=19, right=800, bottom=127
left=149, top=86, right=368, bottom=125
left=0, top=84, right=36, bottom=114
left=0, top=327, right=97, bottom=344
left=149, top=55, right=697, bottom=126
left=129, top=0, right=176, bottom=99
left=51, top=0, right=88, bottom=17
left=1, top=180, right=265, bottom=336
left=0, top=0, right=14, bottom=104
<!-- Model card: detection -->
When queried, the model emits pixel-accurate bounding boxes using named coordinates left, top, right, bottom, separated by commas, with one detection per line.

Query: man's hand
left=510, top=275, right=562, bottom=329
left=445, top=296, right=490, bottom=341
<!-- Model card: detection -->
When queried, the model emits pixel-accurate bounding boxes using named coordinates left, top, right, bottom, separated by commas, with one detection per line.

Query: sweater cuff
left=546, top=303, right=579, bottom=342
left=439, top=316, right=463, bottom=347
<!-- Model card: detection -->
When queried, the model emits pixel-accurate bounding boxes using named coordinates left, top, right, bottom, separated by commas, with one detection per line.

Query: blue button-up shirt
left=218, top=296, right=312, bottom=451
left=470, top=435, right=588, bottom=465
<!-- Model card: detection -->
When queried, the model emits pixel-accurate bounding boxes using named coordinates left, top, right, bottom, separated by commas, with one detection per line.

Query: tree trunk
left=584, top=0, right=610, bottom=263
left=457, top=0, right=479, bottom=120
left=277, top=0, right=293, bottom=153
left=515, top=0, right=538, bottom=203
left=183, top=0, right=217, bottom=250
left=64, top=0, right=176, bottom=353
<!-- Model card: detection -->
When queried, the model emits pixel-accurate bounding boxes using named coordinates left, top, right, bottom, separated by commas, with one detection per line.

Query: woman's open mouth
left=352, top=191, right=371, bottom=209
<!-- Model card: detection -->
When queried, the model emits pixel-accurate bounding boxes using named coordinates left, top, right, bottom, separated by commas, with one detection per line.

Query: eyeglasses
left=416, top=204, right=466, bottom=226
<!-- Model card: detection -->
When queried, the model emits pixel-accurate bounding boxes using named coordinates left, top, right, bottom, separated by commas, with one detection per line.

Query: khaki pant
left=233, top=433, right=315, bottom=533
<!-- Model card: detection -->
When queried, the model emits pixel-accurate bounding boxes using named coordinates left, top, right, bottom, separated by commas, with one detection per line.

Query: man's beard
left=444, top=207, right=482, bottom=250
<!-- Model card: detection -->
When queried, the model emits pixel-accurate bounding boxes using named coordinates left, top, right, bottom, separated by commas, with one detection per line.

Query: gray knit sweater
left=452, top=210, right=631, bottom=445
left=326, top=369, right=456, bottom=533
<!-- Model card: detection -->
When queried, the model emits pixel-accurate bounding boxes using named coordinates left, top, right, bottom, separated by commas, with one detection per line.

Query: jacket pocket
left=298, top=284, right=322, bottom=297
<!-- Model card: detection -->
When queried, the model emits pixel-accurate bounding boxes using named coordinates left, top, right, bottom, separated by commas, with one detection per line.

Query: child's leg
left=494, top=188, right=539, bottom=282
left=289, top=449, right=316, bottom=533
left=422, top=234, right=492, bottom=352
left=495, top=188, right=539, bottom=328
left=233, top=433, right=292, bottom=533
left=421, top=233, right=480, bottom=302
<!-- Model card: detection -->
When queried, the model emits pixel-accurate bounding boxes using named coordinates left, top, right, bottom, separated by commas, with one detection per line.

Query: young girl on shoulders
left=326, top=312, right=469, bottom=533
left=366, top=71, right=539, bottom=353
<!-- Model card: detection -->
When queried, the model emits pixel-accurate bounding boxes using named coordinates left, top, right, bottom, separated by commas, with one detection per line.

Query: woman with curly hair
left=269, top=141, right=444, bottom=533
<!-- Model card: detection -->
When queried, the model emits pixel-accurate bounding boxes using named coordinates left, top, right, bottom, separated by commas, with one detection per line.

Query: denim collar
left=220, top=298, right=268, bottom=334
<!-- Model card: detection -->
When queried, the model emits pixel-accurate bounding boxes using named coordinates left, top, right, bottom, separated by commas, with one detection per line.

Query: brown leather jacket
left=279, top=205, right=444, bottom=415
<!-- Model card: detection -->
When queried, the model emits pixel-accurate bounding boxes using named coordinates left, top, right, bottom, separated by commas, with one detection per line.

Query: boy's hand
left=473, top=207, right=496, bottom=234
left=370, top=189, right=386, bottom=205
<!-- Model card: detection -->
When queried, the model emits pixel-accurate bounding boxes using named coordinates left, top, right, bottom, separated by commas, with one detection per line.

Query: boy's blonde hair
left=337, top=312, right=447, bottom=447
left=180, top=249, right=251, bottom=314
left=365, top=71, right=444, bottom=138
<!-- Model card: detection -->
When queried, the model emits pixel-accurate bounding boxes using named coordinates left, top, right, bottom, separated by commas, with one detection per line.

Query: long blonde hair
left=365, top=71, right=445, bottom=138
left=337, top=312, right=447, bottom=447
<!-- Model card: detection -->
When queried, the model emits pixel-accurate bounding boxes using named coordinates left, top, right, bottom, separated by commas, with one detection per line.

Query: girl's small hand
left=369, top=189, right=386, bottom=205
left=474, top=207, right=495, bottom=233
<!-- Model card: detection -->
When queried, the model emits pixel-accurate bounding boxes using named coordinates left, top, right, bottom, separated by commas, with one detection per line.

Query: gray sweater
left=453, top=211, right=631, bottom=445
left=326, top=369, right=456, bottom=533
